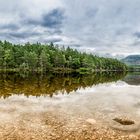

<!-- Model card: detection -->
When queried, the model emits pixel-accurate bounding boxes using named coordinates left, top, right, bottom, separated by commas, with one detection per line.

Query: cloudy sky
left=0, top=0, right=140, bottom=57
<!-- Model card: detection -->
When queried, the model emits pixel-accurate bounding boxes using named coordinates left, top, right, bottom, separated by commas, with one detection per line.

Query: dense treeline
left=0, top=41, right=127, bottom=73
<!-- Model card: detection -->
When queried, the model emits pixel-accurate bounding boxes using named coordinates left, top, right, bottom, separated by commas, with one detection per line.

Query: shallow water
left=0, top=72, right=140, bottom=138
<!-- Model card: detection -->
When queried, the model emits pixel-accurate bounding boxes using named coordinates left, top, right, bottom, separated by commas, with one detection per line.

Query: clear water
left=0, top=72, right=140, bottom=133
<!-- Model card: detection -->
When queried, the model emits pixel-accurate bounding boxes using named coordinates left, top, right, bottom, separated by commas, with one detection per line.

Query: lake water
left=0, top=72, right=140, bottom=139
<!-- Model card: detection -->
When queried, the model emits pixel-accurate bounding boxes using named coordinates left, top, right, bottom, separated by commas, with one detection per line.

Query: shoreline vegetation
left=0, top=41, right=127, bottom=74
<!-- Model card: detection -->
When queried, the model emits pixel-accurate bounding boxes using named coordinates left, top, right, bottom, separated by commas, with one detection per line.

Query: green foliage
left=0, top=41, right=127, bottom=72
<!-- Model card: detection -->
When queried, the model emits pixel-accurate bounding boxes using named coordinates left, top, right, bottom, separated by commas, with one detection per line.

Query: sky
left=0, top=0, right=140, bottom=58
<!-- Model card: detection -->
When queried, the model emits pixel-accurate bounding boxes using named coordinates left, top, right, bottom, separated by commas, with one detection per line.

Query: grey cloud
left=68, top=44, right=81, bottom=48
left=9, top=32, right=41, bottom=39
left=134, top=32, right=140, bottom=38
left=25, top=8, right=65, bottom=29
left=0, top=0, right=140, bottom=57
left=41, top=38, right=62, bottom=43
left=41, top=8, right=64, bottom=28
left=0, top=24, right=19, bottom=30
left=86, top=8, right=98, bottom=18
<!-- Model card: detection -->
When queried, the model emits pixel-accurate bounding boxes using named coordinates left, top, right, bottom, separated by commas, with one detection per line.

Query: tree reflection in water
left=0, top=72, right=126, bottom=98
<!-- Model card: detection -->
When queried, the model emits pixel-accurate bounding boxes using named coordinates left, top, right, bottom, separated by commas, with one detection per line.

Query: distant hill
left=121, top=55, right=140, bottom=66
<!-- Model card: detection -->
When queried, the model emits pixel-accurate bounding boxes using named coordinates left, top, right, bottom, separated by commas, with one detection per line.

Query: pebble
left=86, top=119, right=96, bottom=124
left=113, top=117, right=135, bottom=125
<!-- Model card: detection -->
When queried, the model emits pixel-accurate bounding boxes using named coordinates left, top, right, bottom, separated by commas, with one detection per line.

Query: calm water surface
left=0, top=72, right=126, bottom=98
left=0, top=72, right=140, bottom=134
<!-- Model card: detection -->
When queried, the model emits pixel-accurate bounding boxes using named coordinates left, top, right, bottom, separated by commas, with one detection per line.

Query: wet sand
left=0, top=81, right=140, bottom=139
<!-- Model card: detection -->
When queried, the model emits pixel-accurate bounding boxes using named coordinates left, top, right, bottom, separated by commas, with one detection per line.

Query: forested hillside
left=0, top=41, right=127, bottom=73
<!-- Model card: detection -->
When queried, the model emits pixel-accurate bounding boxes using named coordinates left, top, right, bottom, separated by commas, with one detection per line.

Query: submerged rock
left=86, top=119, right=96, bottom=125
left=110, top=117, right=140, bottom=132
left=113, top=118, right=135, bottom=125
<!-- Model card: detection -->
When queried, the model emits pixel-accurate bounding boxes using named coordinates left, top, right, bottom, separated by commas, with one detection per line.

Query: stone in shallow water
left=110, top=117, right=139, bottom=132
left=113, top=118, right=135, bottom=125
left=86, top=119, right=96, bottom=124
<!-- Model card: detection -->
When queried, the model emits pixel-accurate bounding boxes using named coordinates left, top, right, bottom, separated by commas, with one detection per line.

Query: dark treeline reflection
left=0, top=72, right=126, bottom=98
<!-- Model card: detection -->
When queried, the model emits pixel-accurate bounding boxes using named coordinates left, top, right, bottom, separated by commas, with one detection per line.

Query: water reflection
left=123, top=72, right=140, bottom=85
left=0, top=72, right=126, bottom=98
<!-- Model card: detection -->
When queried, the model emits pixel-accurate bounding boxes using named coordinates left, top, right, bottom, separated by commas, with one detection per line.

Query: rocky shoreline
left=0, top=110, right=139, bottom=140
